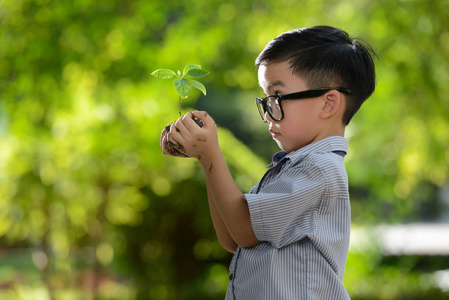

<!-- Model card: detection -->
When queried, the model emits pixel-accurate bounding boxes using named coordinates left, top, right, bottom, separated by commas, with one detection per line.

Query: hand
left=167, top=111, right=219, bottom=161
left=160, top=123, right=189, bottom=157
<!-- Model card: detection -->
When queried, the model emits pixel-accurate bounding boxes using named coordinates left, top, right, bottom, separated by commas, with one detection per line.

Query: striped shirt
left=226, top=136, right=351, bottom=300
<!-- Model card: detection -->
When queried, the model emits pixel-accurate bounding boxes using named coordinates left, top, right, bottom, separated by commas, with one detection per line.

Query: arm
left=161, top=119, right=237, bottom=252
left=206, top=183, right=238, bottom=253
left=168, top=111, right=259, bottom=248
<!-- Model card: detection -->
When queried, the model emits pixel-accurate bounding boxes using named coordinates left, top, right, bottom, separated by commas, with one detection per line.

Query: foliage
left=151, top=64, right=209, bottom=116
left=0, top=0, right=448, bottom=299
left=151, top=65, right=209, bottom=99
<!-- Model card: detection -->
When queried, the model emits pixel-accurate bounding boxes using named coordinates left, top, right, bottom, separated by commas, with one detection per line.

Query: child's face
left=258, top=61, right=324, bottom=152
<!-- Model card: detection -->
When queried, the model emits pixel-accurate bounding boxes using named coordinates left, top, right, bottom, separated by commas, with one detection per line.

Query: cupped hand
left=167, top=111, right=219, bottom=161
left=160, top=123, right=189, bottom=157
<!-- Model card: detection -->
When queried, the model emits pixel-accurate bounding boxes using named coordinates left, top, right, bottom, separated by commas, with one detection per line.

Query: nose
left=264, top=110, right=275, bottom=123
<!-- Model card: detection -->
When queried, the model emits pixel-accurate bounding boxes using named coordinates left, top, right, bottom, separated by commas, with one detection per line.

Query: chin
left=277, top=144, right=292, bottom=153
left=278, top=142, right=304, bottom=153
left=275, top=138, right=304, bottom=153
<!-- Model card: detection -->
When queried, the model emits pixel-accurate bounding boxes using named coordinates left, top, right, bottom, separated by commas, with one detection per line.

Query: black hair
left=255, top=26, right=377, bottom=125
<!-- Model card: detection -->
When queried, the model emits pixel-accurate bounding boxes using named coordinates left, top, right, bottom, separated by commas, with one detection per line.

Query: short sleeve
left=244, top=163, right=326, bottom=249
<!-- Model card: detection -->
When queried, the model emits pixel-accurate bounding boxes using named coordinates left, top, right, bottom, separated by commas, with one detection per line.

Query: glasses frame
left=256, top=87, right=353, bottom=122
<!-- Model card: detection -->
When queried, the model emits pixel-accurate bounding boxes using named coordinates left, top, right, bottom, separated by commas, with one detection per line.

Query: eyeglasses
left=256, top=88, right=353, bottom=122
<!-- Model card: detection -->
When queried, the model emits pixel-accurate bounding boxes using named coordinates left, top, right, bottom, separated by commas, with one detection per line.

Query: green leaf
left=188, top=80, right=207, bottom=95
left=151, top=69, right=177, bottom=79
left=182, top=64, right=201, bottom=77
left=186, top=68, right=210, bottom=78
left=174, top=78, right=191, bottom=98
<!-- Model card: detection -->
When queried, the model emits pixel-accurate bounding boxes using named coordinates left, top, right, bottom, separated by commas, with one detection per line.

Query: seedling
left=151, top=64, right=210, bottom=119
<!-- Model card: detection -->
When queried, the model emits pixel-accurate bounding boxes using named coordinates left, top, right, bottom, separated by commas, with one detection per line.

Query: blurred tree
left=0, top=1, right=268, bottom=298
left=0, top=0, right=448, bottom=299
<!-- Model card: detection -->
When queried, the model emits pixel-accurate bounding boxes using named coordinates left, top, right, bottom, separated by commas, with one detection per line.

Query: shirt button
left=229, top=273, right=234, bottom=281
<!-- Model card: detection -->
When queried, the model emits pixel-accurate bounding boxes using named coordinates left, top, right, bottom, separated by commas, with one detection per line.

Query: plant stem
left=178, top=96, right=182, bottom=117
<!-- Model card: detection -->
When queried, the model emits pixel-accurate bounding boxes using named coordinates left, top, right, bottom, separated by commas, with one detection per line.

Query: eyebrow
left=268, top=81, right=284, bottom=89
left=259, top=80, right=285, bottom=90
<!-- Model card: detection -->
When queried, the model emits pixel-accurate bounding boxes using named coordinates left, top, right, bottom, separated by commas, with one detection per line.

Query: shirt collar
left=267, top=136, right=348, bottom=168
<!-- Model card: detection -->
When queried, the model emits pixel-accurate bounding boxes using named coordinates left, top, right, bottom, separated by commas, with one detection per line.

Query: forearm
left=207, top=184, right=238, bottom=253
left=163, top=111, right=258, bottom=248
left=201, top=150, right=259, bottom=248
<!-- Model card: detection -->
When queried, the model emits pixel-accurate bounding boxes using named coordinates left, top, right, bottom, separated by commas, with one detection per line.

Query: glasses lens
left=256, top=96, right=283, bottom=122
left=256, top=99, right=266, bottom=121
left=266, top=97, right=282, bottom=120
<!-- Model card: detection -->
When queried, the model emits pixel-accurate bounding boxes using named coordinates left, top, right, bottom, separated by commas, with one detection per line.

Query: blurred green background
left=1, top=0, right=449, bottom=299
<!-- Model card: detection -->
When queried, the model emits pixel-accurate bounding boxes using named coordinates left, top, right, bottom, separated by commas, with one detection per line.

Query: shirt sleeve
left=244, top=163, right=326, bottom=249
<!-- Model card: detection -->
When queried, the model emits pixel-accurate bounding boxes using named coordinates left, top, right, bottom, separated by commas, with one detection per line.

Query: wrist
left=199, top=146, right=222, bottom=172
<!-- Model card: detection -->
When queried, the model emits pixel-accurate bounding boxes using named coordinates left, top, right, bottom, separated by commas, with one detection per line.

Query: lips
left=269, top=129, right=280, bottom=138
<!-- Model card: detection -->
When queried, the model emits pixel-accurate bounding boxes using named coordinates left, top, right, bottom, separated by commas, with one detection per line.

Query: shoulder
left=284, top=136, right=348, bottom=168
left=288, top=150, right=343, bottom=171
left=287, top=151, right=348, bottom=190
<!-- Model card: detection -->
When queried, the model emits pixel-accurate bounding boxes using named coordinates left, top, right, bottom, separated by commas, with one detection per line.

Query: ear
left=320, top=90, right=342, bottom=119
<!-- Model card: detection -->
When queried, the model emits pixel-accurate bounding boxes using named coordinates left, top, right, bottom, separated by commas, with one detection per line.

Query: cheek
left=281, top=104, right=319, bottom=136
left=282, top=103, right=313, bottom=124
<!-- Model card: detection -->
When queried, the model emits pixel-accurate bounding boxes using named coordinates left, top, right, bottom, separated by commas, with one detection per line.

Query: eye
left=274, top=91, right=284, bottom=100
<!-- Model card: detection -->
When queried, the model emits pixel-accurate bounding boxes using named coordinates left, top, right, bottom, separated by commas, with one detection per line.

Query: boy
left=160, top=26, right=376, bottom=299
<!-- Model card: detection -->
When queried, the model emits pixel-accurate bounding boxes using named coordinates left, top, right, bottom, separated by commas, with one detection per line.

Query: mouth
left=269, top=129, right=280, bottom=138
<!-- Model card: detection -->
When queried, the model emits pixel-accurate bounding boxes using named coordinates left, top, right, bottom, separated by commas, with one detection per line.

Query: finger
left=169, top=122, right=181, bottom=141
left=161, top=129, right=185, bottom=157
left=160, top=123, right=190, bottom=158
left=192, top=111, right=214, bottom=128
left=181, top=112, right=200, bottom=132
left=166, top=130, right=185, bottom=152
left=168, top=129, right=182, bottom=147
left=160, top=123, right=172, bottom=148
left=169, top=115, right=185, bottom=137
left=165, top=142, right=189, bottom=157
left=160, top=128, right=168, bottom=148
left=161, top=131, right=173, bottom=155
left=168, top=139, right=188, bottom=155
left=174, top=116, right=191, bottom=137
left=180, top=111, right=206, bottom=132
left=164, top=142, right=189, bottom=157
left=168, top=123, right=187, bottom=152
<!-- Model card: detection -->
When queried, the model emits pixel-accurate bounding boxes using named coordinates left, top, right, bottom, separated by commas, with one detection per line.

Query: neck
left=316, top=122, right=346, bottom=140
